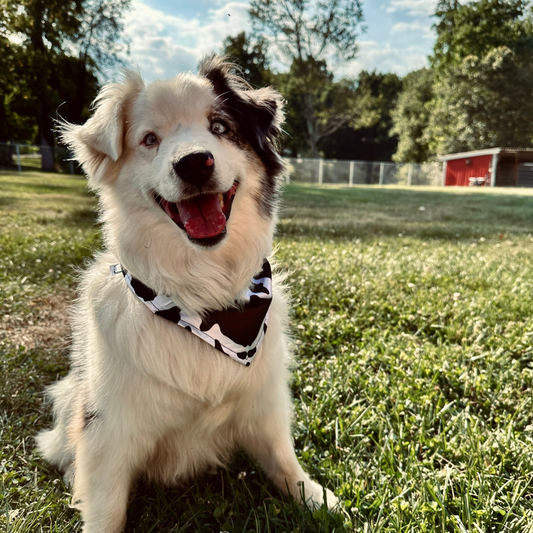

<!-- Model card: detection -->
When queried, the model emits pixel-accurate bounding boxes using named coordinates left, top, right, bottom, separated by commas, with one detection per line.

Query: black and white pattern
left=111, top=261, right=273, bottom=366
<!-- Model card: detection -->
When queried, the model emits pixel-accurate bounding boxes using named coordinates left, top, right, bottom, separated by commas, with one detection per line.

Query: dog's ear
left=199, top=56, right=284, bottom=180
left=60, top=70, right=144, bottom=187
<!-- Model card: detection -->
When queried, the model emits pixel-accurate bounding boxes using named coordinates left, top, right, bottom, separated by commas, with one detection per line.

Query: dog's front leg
left=73, top=421, right=150, bottom=533
left=239, top=385, right=338, bottom=510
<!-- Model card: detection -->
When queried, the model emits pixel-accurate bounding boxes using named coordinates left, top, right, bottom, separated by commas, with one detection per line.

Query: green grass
left=2, top=172, right=533, bottom=532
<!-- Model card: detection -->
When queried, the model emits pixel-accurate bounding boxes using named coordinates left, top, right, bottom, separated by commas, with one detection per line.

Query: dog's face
left=62, top=57, right=285, bottom=311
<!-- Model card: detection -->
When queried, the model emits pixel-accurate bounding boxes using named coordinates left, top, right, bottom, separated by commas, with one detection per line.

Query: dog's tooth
left=218, top=193, right=224, bottom=207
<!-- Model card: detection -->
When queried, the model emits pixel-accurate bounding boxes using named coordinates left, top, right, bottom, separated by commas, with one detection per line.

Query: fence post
left=349, top=161, right=354, bottom=186
left=15, top=144, right=22, bottom=173
left=407, top=164, right=413, bottom=186
left=379, top=163, right=384, bottom=185
left=318, top=158, right=324, bottom=185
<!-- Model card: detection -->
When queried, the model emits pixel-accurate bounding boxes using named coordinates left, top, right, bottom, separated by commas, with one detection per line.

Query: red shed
left=439, top=147, right=533, bottom=187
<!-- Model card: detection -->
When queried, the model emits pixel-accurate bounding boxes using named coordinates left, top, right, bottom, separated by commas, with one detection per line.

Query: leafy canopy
left=249, top=0, right=364, bottom=64
left=423, top=0, right=533, bottom=156
left=391, top=69, right=434, bottom=163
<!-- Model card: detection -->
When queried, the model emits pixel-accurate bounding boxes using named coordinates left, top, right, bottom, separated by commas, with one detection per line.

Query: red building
left=439, top=147, right=533, bottom=187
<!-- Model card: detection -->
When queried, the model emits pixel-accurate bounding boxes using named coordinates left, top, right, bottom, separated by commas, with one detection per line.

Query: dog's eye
left=210, top=121, right=228, bottom=135
left=142, top=133, right=159, bottom=147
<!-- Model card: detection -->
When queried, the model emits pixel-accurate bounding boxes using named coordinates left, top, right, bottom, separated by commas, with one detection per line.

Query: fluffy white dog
left=37, top=56, right=337, bottom=533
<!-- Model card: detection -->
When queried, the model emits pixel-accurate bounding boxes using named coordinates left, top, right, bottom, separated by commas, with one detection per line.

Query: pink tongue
left=176, top=194, right=226, bottom=239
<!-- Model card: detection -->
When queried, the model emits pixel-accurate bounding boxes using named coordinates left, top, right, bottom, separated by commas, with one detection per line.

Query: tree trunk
left=37, top=87, right=56, bottom=171
left=0, top=93, right=9, bottom=143
left=72, top=57, right=88, bottom=124
left=303, top=91, right=320, bottom=158
left=30, top=0, right=56, bottom=172
left=40, top=133, right=55, bottom=171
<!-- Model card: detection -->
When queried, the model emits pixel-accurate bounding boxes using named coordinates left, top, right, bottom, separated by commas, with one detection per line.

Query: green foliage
left=391, top=69, right=434, bottom=163
left=428, top=46, right=533, bottom=155
left=350, top=71, right=402, bottom=132
left=222, top=32, right=271, bottom=88
left=0, top=0, right=131, bottom=169
left=248, top=0, right=364, bottom=157
left=0, top=37, right=37, bottom=142
left=249, top=0, right=364, bottom=64
left=425, top=0, right=533, bottom=156
left=275, top=58, right=358, bottom=157
left=0, top=0, right=86, bottom=166
left=432, top=0, right=533, bottom=72
left=320, top=71, right=401, bottom=161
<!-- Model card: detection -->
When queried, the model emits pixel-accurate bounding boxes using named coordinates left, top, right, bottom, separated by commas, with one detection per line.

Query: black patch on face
left=199, top=56, right=285, bottom=219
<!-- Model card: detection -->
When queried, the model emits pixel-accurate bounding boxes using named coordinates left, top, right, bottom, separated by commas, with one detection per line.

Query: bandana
left=110, top=260, right=272, bottom=366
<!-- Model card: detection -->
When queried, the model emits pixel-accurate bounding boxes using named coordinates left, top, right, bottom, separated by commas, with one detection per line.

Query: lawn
left=2, top=171, right=533, bottom=532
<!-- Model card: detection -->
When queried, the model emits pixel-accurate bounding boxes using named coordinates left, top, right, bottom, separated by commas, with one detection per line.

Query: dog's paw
left=322, top=487, right=339, bottom=510
left=63, top=465, right=75, bottom=488
left=298, top=480, right=339, bottom=511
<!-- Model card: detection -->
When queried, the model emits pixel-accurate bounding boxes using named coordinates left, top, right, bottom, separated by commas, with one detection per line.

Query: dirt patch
left=0, top=290, right=75, bottom=350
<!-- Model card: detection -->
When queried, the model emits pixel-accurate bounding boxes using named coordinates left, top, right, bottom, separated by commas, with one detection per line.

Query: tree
left=70, top=0, right=131, bottom=124
left=426, top=0, right=533, bottom=155
left=276, top=58, right=358, bottom=156
left=432, top=0, right=533, bottom=72
left=391, top=68, right=434, bottom=163
left=428, top=47, right=533, bottom=154
left=1, top=0, right=83, bottom=169
left=222, top=32, right=271, bottom=88
left=319, top=71, right=402, bottom=161
left=0, top=37, right=37, bottom=143
left=249, top=0, right=365, bottom=156
left=0, top=0, right=130, bottom=170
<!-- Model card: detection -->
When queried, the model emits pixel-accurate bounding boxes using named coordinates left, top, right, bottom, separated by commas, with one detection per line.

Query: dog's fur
left=37, top=57, right=337, bottom=533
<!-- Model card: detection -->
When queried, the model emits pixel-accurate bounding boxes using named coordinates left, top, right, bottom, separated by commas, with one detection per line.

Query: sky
left=116, top=0, right=439, bottom=82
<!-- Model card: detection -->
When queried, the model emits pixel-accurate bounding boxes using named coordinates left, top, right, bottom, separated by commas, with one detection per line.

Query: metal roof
left=439, top=147, right=533, bottom=161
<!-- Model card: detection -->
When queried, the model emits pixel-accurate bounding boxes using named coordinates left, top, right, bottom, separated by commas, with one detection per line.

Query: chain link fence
left=285, top=157, right=444, bottom=186
left=0, top=143, right=443, bottom=186
left=0, top=142, right=78, bottom=174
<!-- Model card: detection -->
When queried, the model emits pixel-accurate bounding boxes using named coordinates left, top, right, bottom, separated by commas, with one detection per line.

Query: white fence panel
left=285, top=157, right=443, bottom=187
left=0, top=143, right=443, bottom=186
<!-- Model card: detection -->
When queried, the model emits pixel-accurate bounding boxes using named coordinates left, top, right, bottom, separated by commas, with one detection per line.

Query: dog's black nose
left=173, top=151, right=215, bottom=187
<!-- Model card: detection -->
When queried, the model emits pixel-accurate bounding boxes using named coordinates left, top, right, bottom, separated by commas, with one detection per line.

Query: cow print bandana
left=110, top=260, right=272, bottom=366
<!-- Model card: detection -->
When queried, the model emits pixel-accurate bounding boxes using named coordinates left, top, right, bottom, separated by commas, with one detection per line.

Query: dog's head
left=62, top=56, right=285, bottom=312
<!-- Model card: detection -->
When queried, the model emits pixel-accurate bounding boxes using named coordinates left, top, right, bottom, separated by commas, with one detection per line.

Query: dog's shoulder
left=73, top=251, right=131, bottom=321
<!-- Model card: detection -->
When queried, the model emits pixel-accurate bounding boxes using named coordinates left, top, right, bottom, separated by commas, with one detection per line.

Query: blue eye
left=143, top=133, right=159, bottom=147
left=210, top=121, right=228, bottom=134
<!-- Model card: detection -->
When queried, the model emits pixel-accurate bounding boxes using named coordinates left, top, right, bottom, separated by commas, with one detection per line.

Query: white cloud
left=340, top=40, right=429, bottom=77
left=101, top=0, right=434, bottom=83
left=391, top=21, right=435, bottom=40
left=386, top=0, right=438, bottom=17
left=114, top=0, right=250, bottom=82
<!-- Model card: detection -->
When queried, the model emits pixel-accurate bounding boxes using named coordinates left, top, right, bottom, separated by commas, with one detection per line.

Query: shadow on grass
left=0, top=194, right=20, bottom=207
left=124, top=464, right=347, bottom=533
left=279, top=184, right=533, bottom=241
left=1, top=179, right=88, bottom=196
left=64, top=208, right=99, bottom=228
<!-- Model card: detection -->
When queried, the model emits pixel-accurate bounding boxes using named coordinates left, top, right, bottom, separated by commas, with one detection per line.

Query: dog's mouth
left=155, top=181, right=239, bottom=246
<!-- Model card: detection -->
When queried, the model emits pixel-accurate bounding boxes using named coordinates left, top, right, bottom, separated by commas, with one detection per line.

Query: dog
left=37, top=56, right=337, bottom=533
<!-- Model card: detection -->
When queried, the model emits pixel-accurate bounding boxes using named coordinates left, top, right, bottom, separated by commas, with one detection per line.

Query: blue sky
left=117, top=0, right=438, bottom=82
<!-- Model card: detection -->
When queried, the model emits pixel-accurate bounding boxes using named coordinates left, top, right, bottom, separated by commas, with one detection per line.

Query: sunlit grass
left=2, top=171, right=533, bottom=531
